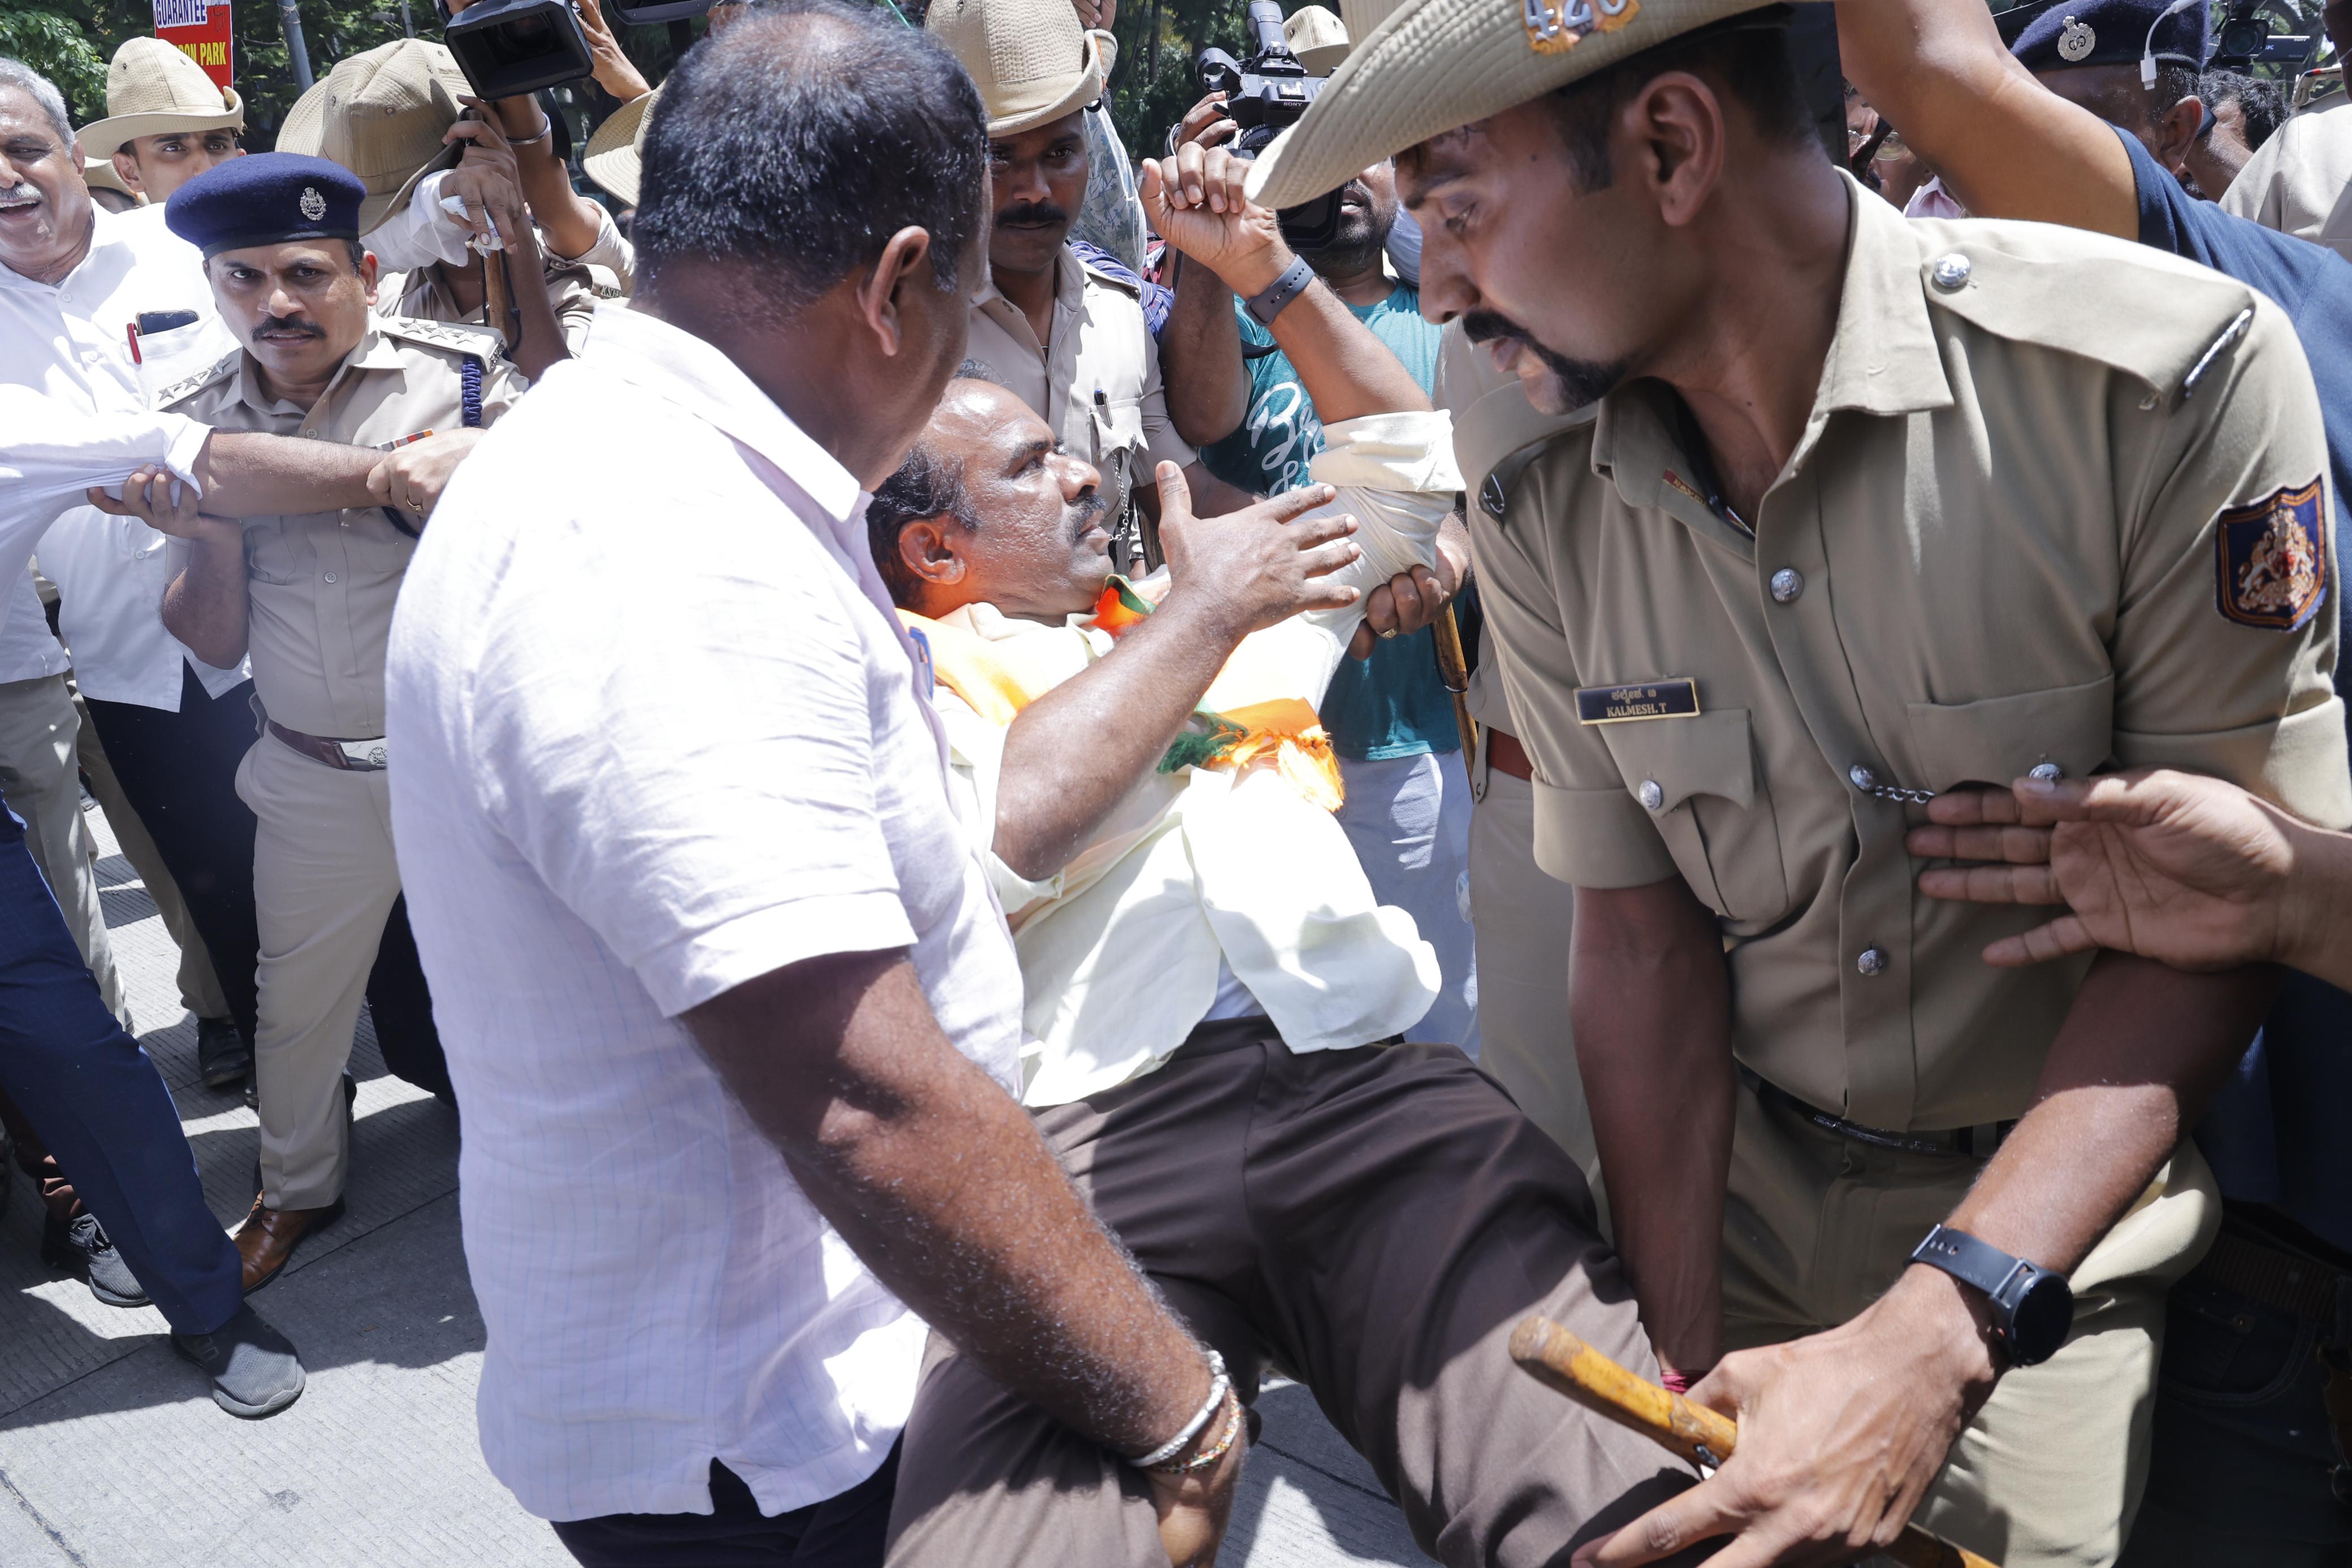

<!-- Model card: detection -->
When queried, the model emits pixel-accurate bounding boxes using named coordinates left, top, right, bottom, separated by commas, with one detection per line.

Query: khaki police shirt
left=2219, top=96, right=2352, bottom=264
left=376, top=255, right=608, bottom=356
left=1471, top=175, right=2350, bottom=1134
left=159, top=317, right=522, bottom=740
left=963, top=244, right=1197, bottom=527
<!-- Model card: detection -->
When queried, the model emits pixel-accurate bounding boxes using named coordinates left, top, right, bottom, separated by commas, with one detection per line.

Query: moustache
left=1069, top=488, right=1109, bottom=538
left=254, top=316, right=324, bottom=338
left=998, top=201, right=1069, bottom=229
left=1461, top=309, right=1538, bottom=350
left=0, top=182, right=39, bottom=205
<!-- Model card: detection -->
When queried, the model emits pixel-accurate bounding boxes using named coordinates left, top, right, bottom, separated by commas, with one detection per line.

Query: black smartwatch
left=1908, top=1225, right=2073, bottom=1367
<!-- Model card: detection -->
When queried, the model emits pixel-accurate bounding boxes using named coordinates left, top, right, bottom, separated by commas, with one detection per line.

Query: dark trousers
left=552, top=1450, right=902, bottom=1567
left=884, top=1023, right=1700, bottom=1568
left=365, top=894, right=453, bottom=1104
left=0, top=807, right=240, bottom=1334
left=84, top=667, right=261, bottom=1041
left=2119, top=1209, right=2352, bottom=1567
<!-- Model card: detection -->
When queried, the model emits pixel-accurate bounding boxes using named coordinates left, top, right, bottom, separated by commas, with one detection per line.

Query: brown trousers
left=883, top=1021, right=1703, bottom=1567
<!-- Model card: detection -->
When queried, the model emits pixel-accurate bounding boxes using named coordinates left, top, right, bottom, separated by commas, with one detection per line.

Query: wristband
left=1133, top=1349, right=1229, bottom=1469
left=1243, top=255, right=1314, bottom=327
left=512, top=116, right=554, bottom=146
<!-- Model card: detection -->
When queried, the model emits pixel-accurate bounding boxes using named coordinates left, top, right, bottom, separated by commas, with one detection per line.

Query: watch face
left=2009, top=1272, right=2076, bottom=1366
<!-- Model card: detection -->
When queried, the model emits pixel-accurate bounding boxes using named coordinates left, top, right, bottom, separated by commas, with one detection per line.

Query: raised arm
left=1156, top=97, right=1252, bottom=448
left=992, top=470, right=1360, bottom=879
left=1143, top=145, right=1430, bottom=425
left=1835, top=0, right=2139, bottom=238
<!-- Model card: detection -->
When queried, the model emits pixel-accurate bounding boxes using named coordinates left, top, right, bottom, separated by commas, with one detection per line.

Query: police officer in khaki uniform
left=75, top=36, right=245, bottom=205
left=1256, top=3, right=2350, bottom=1564
left=146, top=154, right=520, bottom=1292
left=929, top=0, right=1260, bottom=571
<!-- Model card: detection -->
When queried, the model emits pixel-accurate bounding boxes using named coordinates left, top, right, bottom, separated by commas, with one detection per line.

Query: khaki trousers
left=74, top=695, right=228, bottom=1022
left=237, top=733, right=401, bottom=1209
left=1723, top=1078, right=2220, bottom=1568
left=0, top=674, right=124, bottom=1022
left=884, top=1023, right=1707, bottom=1567
left=1466, top=727, right=1601, bottom=1212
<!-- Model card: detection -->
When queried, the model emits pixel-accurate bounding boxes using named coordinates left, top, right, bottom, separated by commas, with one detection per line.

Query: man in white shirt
left=868, top=376, right=1697, bottom=1564
left=0, top=56, right=480, bottom=1417
left=386, top=11, right=1244, bottom=1565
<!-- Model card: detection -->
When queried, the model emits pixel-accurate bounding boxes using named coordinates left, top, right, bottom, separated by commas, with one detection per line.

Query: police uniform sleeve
left=1469, top=454, right=1681, bottom=887
left=1138, top=323, right=1199, bottom=474
left=2109, top=293, right=2351, bottom=828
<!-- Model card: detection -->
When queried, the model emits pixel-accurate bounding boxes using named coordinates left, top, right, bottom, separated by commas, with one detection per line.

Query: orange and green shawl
left=903, top=579, right=1344, bottom=811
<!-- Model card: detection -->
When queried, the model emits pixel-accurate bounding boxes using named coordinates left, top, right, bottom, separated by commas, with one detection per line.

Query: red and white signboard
left=152, top=0, right=233, bottom=91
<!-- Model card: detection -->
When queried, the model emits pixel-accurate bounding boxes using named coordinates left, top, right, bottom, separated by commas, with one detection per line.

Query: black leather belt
left=1745, top=1069, right=2015, bottom=1159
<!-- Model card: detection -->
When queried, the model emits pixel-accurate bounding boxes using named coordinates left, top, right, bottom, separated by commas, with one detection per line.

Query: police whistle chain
left=1507, top=1317, right=2000, bottom=1568
left=1432, top=604, right=1477, bottom=788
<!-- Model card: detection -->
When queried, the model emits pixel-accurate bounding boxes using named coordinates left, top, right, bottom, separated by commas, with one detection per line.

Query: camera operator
left=1155, top=71, right=1480, bottom=1051
left=283, top=38, right=589, bottom=377
left=928, top=0, right=1260, bottom=577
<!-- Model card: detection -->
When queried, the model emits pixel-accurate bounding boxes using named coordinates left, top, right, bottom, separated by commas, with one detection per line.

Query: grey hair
left=0, top=58, right=75, bottom=148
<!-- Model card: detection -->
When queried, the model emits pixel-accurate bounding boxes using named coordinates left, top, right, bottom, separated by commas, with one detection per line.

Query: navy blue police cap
left=2012, top=1, right=2211, bottom=76
left=165, top=152, right=366, bottom=259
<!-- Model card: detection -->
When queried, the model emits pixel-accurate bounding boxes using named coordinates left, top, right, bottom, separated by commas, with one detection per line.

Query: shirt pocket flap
left=1597, top=708, right=1757, bottom=814
left=1906, top=673, right=2116, bottom=791
left=1089, top=393, right=1145, bottom=454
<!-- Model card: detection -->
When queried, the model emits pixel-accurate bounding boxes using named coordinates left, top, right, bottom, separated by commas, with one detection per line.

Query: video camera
left=434, top=0, right=710, bottom=100
left=1198, top=0, right=1343, bottom=250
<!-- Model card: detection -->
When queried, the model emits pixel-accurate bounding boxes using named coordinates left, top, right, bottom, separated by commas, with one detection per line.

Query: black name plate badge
left=1575, top=678, right=1701, bottom=725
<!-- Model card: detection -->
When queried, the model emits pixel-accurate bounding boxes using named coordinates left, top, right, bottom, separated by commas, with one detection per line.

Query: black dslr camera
left=435, top=0, right=595, bottom=98
left=1198, top=0, right=1343, bottom=250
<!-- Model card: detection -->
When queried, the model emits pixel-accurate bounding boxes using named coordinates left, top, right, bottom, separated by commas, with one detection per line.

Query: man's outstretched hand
left=1153, top=461, right=1361, bottom=638
left=1906, top=768, right=2318, bottom=973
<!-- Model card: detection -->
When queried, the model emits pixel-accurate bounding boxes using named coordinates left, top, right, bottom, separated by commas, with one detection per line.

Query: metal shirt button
left=322, top=572, right=337, bottom=583
left=1849, top=764, right=1878, bottom=792
left=1769, top=568, right=1803, bottom=604
left=2029, top=762, right=2064, bottom=782
left=1931, top=253, right=1973, bottom=291
left=1857, top=947, right=1890, bottom=976
left=1637, top=779, right=1664, bottom=811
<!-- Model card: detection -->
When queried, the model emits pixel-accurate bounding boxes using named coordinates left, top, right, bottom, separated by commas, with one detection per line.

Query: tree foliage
left=1105, top=0, right=1247, bottom=164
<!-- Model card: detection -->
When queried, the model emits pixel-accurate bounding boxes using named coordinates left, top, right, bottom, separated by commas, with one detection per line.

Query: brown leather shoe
left=234, top=1196, right=345, bottom=1294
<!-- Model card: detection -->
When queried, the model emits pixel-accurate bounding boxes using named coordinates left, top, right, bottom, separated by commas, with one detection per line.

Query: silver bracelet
left=1133, top=1349, right=1229, bottom=1469
left=512, top=116, right=554, bottom=146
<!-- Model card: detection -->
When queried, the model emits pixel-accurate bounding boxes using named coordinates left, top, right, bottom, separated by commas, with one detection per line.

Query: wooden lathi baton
left=1431, top=603, right=1477, bottom=788
left=1507, top=1317, right=1999, bottom=1568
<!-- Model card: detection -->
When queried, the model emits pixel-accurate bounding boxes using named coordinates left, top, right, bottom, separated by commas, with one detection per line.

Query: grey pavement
left=0, top=804, right=1428, bottom=1567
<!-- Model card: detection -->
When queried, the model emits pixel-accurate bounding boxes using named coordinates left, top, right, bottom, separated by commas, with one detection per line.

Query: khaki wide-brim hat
left=277, top=37, right=471, bottom=234
left=1252, top=0, right=1779, bottom=209
left=1285, top=6, right=1352, bottom=76
left=76, top=36, right=243, bottom=157
left=583, top=88, right=658, bottom=208
left=928, top=0, right=1110, bottom=137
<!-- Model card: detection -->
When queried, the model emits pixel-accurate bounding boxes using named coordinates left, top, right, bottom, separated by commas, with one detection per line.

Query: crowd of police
left=2, top=0, right=2351, bottom=1563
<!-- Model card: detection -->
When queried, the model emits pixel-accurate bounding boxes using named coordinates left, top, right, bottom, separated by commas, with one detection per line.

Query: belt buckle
left=336, top=738, right=388, bottom=770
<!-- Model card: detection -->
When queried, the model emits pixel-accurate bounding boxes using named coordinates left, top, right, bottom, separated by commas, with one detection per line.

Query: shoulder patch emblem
left=2215, top=478, right=2328, bottom=631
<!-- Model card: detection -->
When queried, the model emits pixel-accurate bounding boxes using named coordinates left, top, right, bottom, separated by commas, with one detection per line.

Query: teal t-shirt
left=1200, top=284, right=1456, bottom=760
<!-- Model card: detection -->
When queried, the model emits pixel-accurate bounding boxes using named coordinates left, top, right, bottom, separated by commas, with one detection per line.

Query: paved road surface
left=0, top=804, right=1426, bottom=1567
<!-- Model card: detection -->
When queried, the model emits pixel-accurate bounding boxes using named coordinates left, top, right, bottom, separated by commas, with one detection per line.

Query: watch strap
left=1910, top=1224, right=2031, bottom=1303
left=1244, top=255, right=1315, bottom=327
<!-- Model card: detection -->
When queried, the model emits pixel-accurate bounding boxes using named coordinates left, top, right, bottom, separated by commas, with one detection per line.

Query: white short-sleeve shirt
left=385, top=302, right=1027, bottom=1523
